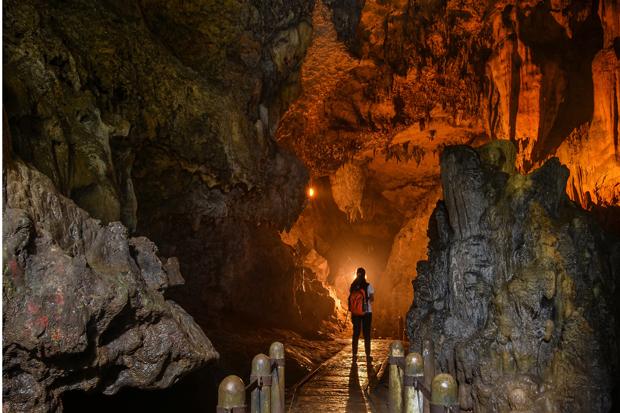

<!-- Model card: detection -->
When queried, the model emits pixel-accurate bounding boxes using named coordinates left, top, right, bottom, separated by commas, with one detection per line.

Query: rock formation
left=408, top=141, right=619, bottom=412
left=3, top=0, right=320, bottom=329
left=281, top=176, right=403, bottom=323
left=3, top=159, right=216, bottom=413
left=3, top=0, right=343, bottom=410
left=343, top=0, right=619, bottom=220
left=276, top=0, right=619, bottom=333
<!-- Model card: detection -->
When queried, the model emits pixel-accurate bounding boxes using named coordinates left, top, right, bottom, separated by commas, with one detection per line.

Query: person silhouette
left=348, top=267, right=374, bottom=362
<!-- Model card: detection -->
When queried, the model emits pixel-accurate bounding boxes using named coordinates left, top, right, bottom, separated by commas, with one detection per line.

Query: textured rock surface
left=556, top=0, right=620, bottom=226
left=375, top=197, right=438, bottom=334
left=329, top=161, right=367, bottom=222
left=407, top=141, right=619, bottom=412
left=277, top=0, right=619, bottom=333
left=3, top=0, right=317, bottom=327
left=2, top=0, right=332, bottom=410
left=484, top=0, right=619, bottom=228
left=281, top=176, right=402, bottom=328
left=3, top=160, right=216, bottom=413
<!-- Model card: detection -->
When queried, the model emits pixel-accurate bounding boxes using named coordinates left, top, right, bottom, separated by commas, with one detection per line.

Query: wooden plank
left=288, top=339, right=391, bottom=413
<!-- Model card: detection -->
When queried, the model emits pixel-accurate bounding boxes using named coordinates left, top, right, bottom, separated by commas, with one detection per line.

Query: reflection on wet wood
left=289, top=339, right=391, bottom=413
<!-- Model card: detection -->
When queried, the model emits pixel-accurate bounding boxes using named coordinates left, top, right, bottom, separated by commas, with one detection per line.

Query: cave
left=2, top=0, right=620, bottom=412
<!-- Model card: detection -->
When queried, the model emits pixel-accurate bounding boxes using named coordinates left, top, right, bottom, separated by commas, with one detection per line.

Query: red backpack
left=349, top=286, right=367, bottom=316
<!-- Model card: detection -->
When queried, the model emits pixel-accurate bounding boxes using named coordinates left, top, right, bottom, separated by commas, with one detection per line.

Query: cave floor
left=288, top=339, right=391, bottom=413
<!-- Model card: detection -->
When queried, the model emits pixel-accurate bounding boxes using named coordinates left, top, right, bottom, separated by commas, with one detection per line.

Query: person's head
left=356, top=267, right=366, bottom=279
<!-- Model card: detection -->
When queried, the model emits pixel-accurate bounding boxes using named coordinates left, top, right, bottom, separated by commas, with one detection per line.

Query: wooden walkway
left=288, top=339, right=391, bottom=413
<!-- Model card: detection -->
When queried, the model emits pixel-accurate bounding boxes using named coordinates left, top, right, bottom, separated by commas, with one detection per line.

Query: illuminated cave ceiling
left=278, top=0, right=619, bottom=213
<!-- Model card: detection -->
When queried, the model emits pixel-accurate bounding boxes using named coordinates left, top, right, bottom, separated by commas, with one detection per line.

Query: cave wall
left=2, top=0, right=351, bottom=411
left=3, top=0, right=328, bottom=331
left=407, top=141, right=619, bottom=412
left=329, top=0, right=619, bottom=216
left=484, top=0, right=619, bottom=221
left=281, top=175, right=403, bottom=320
left=3, top=159, right=217, bottom=413
left=275, top=0, right=619, bottom=331
left=321, top=0, right=618, bottom=196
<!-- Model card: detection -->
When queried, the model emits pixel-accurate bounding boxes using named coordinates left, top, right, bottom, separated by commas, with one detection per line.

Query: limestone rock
left=408, top=141, right=618, bottom=412
left=3, top=0, right=316, bottom=336
left=481, top=0, right=618, bottom=222
left=281, top=0, right=617, bottom=238
left=329, top=161, right=366, bottom=222
left=323, top=0, right=365, bottom=49
left=278, top=1, right=617, bottom=342
left=484, top=0, right=600, bottom=170
left=303, top=249, right=331, bottom=283
left=556, top=6, right=620, bottom=228
left=373, top=204, right=435, bottom=334
left=3, top=160, right=216, bottom=413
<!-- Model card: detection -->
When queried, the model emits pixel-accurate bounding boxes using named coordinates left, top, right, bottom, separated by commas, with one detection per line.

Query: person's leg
left=363, top=313, right=372, bottom=358
left=352, top=315, right=362, bottom=358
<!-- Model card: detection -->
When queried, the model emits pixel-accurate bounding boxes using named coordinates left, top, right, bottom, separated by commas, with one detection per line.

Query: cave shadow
left=62, top=361, right=220, bottom=413
left=523, top=2, right=603, bottom=163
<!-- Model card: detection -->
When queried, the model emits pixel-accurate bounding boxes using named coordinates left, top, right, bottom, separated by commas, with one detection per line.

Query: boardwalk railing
left=217, top=342, right=286, bottom=413
left=389, top=340, right=458, bottom=413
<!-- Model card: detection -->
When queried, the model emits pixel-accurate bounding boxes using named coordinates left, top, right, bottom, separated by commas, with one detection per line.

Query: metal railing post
left=250, top=354, right=271, bottom=413
left=430, top=373, right=458, bottom=413
left=404, top=352, right=424, bottom=413
left=389, top=340, right=405, bottom=413
left=269, top=342, right=285, bottom=413
left=217, top=375, right=246, bottom=413
left=422, top=339, right=434, bottom=413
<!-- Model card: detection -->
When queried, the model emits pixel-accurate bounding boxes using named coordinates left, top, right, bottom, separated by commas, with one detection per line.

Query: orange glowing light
left=307, top=187, right=316, bottom=198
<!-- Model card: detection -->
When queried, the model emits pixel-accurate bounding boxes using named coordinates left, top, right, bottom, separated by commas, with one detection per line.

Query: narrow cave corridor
left=3, top=0, right=620, bottom=412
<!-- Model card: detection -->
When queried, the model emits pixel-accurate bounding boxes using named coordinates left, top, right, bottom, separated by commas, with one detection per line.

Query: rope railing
left=388, top=339, right=459, bottom=413
left=216, top=342, right=286, bottom=413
